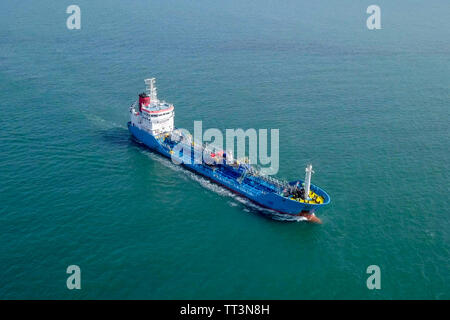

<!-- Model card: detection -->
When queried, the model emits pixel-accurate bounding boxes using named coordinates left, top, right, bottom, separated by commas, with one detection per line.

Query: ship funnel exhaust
left=139, top=93, right=150, bottom=107
left=304, top=164, right=314, bottom=200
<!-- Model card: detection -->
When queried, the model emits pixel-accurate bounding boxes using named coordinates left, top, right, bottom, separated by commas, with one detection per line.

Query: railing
left=167, top=131, right=294, bottom=193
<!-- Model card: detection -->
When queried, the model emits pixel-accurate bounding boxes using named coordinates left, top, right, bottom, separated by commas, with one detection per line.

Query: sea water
left=0, top=0, right=448, bottom=299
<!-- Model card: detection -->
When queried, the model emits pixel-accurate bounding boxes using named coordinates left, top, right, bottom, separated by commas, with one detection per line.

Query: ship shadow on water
left=99, top=126, right=131, bottom=147
left=98, top=126, right=158, bottom=154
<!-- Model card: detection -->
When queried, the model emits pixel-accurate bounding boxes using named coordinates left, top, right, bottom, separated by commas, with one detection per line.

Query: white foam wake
left=84, top=113, right=124, bottom=130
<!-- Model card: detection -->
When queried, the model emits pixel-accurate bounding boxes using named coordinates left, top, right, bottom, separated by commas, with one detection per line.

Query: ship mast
left=304, top=164, right=314, bottom=200
left=144, top=78, right=158, bottom=103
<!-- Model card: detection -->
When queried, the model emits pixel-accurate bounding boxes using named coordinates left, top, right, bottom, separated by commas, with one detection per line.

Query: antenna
left=144, top=78, right=158, bottom=103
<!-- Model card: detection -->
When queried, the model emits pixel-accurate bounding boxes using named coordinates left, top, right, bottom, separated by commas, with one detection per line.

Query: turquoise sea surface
left=0, top=0, right=449, bottom=299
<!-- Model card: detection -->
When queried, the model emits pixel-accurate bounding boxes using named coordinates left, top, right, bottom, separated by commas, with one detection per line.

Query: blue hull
left=128, top=123, right=330, bottom=216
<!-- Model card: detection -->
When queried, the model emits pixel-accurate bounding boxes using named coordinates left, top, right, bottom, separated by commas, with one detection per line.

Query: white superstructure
left=130, top=78, right=175, bottom=135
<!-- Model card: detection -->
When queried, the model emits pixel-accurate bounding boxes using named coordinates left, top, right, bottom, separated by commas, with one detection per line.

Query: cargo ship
left=128, top=78, right=330, bottom=223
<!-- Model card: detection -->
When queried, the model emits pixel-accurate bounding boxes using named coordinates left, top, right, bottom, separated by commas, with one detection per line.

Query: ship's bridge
left=130, top=78, right=175, bottom=135
left=141, top=101, right=174, bottom=115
